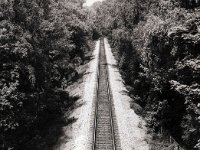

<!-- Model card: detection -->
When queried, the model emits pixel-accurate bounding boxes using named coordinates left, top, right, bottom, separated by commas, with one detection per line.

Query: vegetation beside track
left=0, top=0, right=99, bottom=149
left=93, top=0, right=200, bottom=149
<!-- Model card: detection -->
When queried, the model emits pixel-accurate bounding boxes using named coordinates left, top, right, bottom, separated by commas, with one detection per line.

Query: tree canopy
left=0, top=0, right=97, bottom=149
left=93, top=0, right=200, bottom=149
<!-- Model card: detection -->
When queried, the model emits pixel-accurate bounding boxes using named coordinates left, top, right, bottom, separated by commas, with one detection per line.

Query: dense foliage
left=94, top=0, right=200, bottom=149
left=0, top=0, right=96, bottom=149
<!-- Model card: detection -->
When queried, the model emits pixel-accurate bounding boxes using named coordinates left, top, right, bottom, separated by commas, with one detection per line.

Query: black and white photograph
left=0, top=0, right=200, bottom=149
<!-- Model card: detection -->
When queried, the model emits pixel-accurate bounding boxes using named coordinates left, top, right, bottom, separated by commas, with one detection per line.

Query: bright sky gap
left=84, top=0, right=103, bottom=6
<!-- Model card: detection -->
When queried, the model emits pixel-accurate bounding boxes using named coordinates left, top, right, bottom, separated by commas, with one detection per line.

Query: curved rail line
left=92, top=39, right=118, bottom=150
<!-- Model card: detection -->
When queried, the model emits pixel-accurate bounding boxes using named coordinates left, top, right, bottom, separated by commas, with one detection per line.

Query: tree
left=93, top=0, right=200, bottom=149
left=0, top=0, right=95, bottom=149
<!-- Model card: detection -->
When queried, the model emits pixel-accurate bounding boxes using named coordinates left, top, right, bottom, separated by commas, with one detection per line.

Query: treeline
left=0, top=0, right=98, bottom=149
left=94, top=0, right=200, bottom=149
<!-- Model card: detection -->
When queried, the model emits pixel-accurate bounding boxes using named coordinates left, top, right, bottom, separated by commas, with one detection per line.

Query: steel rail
left=92, top=39, right=101, bottom=150
left=92, top=39, right=117, bottom=150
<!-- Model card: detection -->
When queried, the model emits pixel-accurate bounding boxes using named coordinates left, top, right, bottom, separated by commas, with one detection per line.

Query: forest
left=0, top=0, right=98, bottom=149
left=94, top=0, right=200, bottom=149
left=0, top=0, right=200, bottom=150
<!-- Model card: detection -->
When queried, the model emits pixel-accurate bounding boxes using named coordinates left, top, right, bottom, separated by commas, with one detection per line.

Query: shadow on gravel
left=115, top=79, right=124, bottom=83
left=119, top=89, right=129, bottom=96
left=119, top=90, right=144, bottom=116
left=20, top=94, right=81, bottom=150
left=39, top=94, right=81, bottom=150
left=106, top=63, right=118, bottom=69
left=106, top=63, right=120, bottom=74
left=84, top=55, right=95, bottom=64
left=53, top=97, right=86, bottom=150
left=69, top=59, right=93, bottom=84
left=78, top=71, right=92, bottom=80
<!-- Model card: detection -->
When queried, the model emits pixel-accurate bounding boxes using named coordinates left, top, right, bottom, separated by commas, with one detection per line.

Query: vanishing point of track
left=92, top=39, right=120, bottom=150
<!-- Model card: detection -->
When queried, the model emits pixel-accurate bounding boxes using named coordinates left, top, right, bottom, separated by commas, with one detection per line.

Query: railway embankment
left=105, top=38, right=150, bottom=150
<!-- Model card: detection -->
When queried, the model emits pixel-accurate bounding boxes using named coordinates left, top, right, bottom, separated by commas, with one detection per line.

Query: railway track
left=92, top=39, right=120, bottom=150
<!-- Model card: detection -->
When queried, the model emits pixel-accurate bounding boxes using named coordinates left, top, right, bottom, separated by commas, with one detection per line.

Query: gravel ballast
left=57, top=39, right=149, bottom=150
left=104, top=38, right=150, bottom=150
left=57, top=40, right=100, bottom=150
